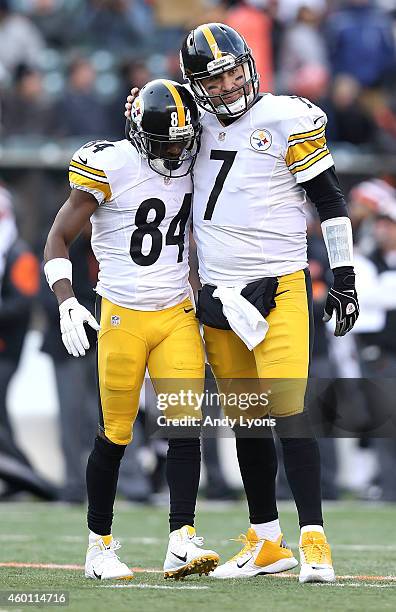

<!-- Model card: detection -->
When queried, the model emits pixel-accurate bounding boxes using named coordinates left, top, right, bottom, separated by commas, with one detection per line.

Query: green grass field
left=0, top=501, right=395, bottom=612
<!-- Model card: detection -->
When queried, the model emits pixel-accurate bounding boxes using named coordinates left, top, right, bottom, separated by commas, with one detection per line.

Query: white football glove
left=59, top=297, right=100, bottom=357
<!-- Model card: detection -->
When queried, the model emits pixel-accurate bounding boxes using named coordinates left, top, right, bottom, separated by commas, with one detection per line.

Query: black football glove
left=323, top=266, right=359, bottom=336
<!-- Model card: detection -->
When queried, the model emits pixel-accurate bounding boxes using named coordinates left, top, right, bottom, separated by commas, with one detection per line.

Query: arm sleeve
left=286, top=102, right=334, bottom=183
left=69, top=144, right=112, bottom=205
left=302, top=166, right=349, bottom=222
left=302, top=166, right=354, bottom=269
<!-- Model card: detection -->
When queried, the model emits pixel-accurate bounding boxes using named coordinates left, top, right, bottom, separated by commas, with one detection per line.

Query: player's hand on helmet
left=59, top=297, right=100, bottom=357
left=124, top=87, right=140, bottom=118
left=323, top=267, right=359, bottom=337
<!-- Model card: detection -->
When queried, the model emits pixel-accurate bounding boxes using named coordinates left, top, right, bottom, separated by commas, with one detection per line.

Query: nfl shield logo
left=111, top=315, right=120, bottom=327
left=218, top=132, right=226, bottom=141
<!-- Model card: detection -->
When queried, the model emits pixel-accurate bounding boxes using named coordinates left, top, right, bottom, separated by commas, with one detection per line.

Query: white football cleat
left=85, top=533, right=133, bottom=580
left=163, top=525, right=219, bottom=580
left=211, top=528, right=298, bottom=579
left=299, top=531, right=336, bottom=583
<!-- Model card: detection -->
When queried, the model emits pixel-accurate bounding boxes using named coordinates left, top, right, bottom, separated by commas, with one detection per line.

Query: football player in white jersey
left=125, top=23, right=359, bottom=583
left=44, top=79, right=219, bottom=581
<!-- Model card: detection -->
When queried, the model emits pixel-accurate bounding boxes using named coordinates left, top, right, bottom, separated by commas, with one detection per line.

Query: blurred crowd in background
left=1, top=0, right=396, bottom=149
left=1, top=0, right=396, bottom=506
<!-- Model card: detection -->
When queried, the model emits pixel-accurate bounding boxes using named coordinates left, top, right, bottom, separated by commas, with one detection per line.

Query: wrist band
left=44, top=258, right=72, bottom=291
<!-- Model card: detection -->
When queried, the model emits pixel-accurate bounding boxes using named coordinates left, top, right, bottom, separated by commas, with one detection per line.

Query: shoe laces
left=229, top=533, right=261, bottom=562
left=301, top=536, right=328, bottom=564
left=188, top=535, right=204, bottom=547
left=102, top=539, right=122, bottom=561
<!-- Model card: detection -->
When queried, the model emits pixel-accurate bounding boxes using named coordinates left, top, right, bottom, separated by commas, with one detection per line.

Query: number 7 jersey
left=192, top=94, right=334, bottom=285
left=69, top=139, right=192, bottom=310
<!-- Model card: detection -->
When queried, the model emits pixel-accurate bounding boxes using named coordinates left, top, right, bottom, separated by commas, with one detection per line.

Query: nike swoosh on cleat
left=171, top=551, right=187, bottom=563
left=79, top=156, right=88, bottom=164
left=184, top=308, right=194, bottom=313
left=93, top=569, right=102, bottom=579
left=236, top=557, right=252, bottom=569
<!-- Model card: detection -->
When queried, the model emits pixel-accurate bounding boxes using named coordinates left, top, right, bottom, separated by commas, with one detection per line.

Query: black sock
left=235, top=435, right=278, bottom=524
left=86, top=436, right=126, bottom=535
left=166, top=437, right=200, bottom=532
left=276, top=414, right=323, bottom=528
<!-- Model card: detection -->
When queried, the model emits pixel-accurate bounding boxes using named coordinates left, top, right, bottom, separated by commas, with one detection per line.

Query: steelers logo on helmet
left=250, top=129, right=272, bottom=153
left=131, top=96, right=144, bottom=125
left=127, top=79, right=201, bottom=178
left=180, top=23, right=260, bottom=117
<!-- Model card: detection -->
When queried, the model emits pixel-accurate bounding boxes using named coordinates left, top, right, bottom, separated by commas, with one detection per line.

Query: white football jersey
left=192, top=94, right=334, bottom=285
left=69, top=139, right=193, bottom=310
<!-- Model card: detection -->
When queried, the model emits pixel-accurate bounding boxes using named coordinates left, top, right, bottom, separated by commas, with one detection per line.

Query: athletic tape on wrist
left=321, top=216, right=354, bottom=269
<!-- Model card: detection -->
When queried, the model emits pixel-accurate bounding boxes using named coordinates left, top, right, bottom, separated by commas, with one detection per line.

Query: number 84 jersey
left=192, top=94, right=334, bottom=285
left=69, top=139, right=192, bottom=310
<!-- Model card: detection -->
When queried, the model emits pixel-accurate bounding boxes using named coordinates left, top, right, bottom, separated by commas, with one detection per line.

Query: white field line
left=311, top=583, right=396, bottom=588
left=97, top=584, right=209, bottom=590
left=1, top=562, right=396, bottom=583
left=287, top=543, right=396, bottom=551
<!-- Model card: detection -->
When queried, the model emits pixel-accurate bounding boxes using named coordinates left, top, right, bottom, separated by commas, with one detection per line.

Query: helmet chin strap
left=150, top=158, right=171, bottom=176
left=216, top=91, right=253, bottom=116
left=150, top=157, right=184, bottom=177
left=217, top=60, right=255, bottom=116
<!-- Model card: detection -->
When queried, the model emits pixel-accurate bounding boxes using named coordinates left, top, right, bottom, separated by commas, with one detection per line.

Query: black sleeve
left=301, top=166, right=348, bottom=222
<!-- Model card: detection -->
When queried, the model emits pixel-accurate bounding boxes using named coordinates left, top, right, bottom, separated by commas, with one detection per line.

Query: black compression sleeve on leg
left=276, top=414, right=323, bottom=528
left=167, top=437, right=201, bottom=533
left=86, top=436, right=126, bottom=535
left=235, top=435, right=279, bottom=524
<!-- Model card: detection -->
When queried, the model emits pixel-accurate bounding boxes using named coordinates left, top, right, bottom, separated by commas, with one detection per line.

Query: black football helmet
left=127, top=79, right=201, bottom=178
left=180, top=23, right=259, bottom=117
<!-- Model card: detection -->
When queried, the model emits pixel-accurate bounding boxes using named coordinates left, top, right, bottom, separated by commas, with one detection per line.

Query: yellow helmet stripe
left=200, top=24, right=222, bottom=60
left=162, top=79, right=185, bottom=127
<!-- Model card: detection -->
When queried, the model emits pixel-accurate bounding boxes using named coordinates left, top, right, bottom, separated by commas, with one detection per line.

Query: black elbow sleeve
left=302, top=166, right=348, bottom=222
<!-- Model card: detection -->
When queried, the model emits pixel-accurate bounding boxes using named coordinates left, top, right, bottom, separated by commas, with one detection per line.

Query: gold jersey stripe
left=288, top=125, right=325, bottom=143
left=70, top=159, right=107, bottom=177
left=68, top=166, right=108, bottom=184
left=287, top=130, right=325, bottom=148
left=69, top=171, right=111, bottom=201
left=289, top=149, right=331, bottom=175
left=199, top=24, right=222, bottom=59
left=288, top=146, right=328, bottom=172
left=162, top=79, right=185, bottom=127
left=286, top=136, right=327, bottom=167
